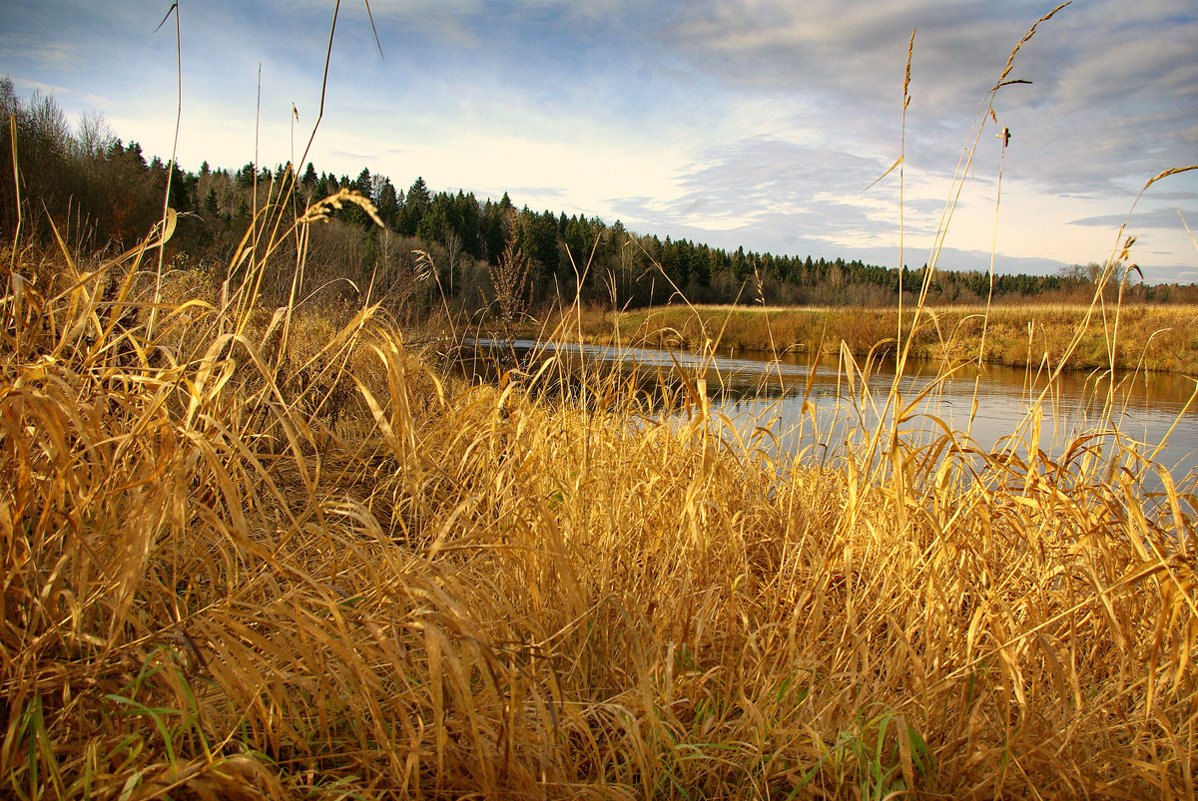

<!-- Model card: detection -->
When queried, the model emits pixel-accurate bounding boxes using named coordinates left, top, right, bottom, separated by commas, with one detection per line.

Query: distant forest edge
left=5, top=78, right=1198, bottom=316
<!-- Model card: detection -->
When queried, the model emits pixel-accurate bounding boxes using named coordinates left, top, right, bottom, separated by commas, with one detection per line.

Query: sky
left=2, top=0, right=1196, bottom=282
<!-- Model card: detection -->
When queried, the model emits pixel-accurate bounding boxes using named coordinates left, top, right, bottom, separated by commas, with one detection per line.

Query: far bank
left=528, top=303, right=1198, bottom=376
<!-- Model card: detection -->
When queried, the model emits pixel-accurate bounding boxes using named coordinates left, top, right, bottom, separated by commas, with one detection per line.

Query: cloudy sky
left=2, top=0, right=1196, bottom=281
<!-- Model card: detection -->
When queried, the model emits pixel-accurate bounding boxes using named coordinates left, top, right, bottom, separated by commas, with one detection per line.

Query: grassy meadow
left=2, top=193, right=1197, bottom=800
left=565, top=303, right=1198, bottom=375
left=3, top=5, right=1198, bottom=798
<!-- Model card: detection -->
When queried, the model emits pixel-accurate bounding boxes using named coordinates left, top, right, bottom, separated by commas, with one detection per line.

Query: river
left=462, top=338, right=1198, bottom=486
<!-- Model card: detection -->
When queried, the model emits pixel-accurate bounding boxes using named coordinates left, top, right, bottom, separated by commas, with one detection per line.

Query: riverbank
left=545, top=303, right=1198, bottom=375
left=6, top=249, right=1196, bottom=798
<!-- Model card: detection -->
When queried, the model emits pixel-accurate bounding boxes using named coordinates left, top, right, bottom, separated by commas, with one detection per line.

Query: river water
left=464, top=339, right=1198, bottom=486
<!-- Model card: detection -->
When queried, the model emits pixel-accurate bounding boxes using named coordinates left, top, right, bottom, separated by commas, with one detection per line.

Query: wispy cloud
left=7, top=75, right=108, bottom=106
left=1069, top=207, right=1198, bottom=230
left=0, top=0, right=1195, bottom=280
left=0, top=33, right=81, bottom=69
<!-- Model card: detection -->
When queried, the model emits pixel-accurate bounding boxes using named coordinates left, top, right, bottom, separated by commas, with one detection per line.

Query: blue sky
left=2, top=0, right=1196, bottom=281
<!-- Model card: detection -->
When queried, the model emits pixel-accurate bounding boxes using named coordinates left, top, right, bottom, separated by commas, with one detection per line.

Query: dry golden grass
left=2, top=207, right=1197, bottom=799
left=3, top=5, right=1196, bottom=797
left=579, top=303, right=1198, bottom=375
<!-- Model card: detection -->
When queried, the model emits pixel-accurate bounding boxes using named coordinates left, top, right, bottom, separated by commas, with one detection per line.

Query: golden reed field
left=576, top=302, right=1198, bottom=375
left=2, top=188, right=1196, bottom=801
left=3, top=6, right=1198, bottom=800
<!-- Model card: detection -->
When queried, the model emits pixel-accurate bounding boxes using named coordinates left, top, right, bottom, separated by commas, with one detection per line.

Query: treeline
left=5, top=77, right=1197, bottom=316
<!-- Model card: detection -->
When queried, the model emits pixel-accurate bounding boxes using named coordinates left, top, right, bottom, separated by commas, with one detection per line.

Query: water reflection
left=463, top=338, right=1198, bottom=484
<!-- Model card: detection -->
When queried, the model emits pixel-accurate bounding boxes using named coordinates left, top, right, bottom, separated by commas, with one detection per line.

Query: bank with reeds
left=560, top=303, right=1198, bottom=375
left=3, top=233, right=1197, bottom=799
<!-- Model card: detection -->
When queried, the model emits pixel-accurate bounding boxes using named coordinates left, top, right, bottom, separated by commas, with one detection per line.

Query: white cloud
left=3, top=0, right=1196, bottom=279
left=0, top=33, right=80, bottom=69
left=5, top=75, right=108, bottom=106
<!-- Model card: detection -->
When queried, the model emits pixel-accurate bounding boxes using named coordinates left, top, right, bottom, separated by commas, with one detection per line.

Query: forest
left=4, top=75, right=1197, bottom=321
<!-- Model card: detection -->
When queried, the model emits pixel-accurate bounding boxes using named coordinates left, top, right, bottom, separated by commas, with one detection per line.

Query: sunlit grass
left=575, top=303, right=1198, bottom=374
left=3, top=213, right=1196, bottom=799
left=3, top=4, right=1197, bottom=800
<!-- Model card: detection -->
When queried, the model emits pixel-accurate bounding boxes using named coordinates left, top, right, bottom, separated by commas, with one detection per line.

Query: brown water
left=468, top=339, right=1198, bottom=485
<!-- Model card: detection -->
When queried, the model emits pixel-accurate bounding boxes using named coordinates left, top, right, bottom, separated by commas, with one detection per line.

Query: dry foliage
left=1, top=200, right=1196, bottom=800
left=3, top=5, right=1197, bottom=799
left=488, top=212, right=531, bottom=339
left=586, top=303, right=1198, bottom=375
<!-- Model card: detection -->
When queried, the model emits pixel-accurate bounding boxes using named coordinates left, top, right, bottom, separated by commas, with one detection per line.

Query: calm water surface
left=468, top=339, right=1198, bottom=485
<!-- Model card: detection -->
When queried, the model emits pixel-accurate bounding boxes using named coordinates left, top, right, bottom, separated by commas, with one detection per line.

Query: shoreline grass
left=4, top=5, right=1197, bottom=798
left=549, top=302, right=1198, bottom=375
left=2, top=242, right=1196, bottom=799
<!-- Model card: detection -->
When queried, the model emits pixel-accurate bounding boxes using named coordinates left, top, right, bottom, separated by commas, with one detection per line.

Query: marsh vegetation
left=2, top=4, right=1197, bottom=800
